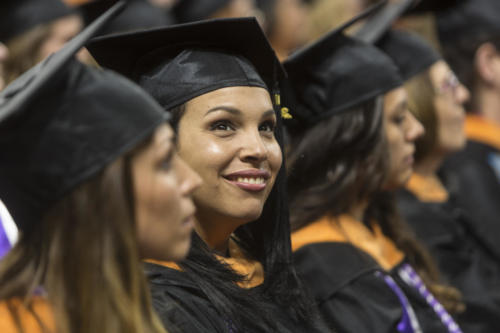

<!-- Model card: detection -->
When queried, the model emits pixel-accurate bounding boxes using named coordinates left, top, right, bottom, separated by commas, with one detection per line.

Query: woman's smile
left=223, top=168, right=271, bottom=192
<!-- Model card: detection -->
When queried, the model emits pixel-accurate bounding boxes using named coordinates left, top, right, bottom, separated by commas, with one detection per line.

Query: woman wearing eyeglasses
left=389, top=30, right=500, bottom=332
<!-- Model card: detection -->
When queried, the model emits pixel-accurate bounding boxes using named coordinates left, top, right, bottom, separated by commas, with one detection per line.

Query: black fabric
left=145, top=262, right=325, bottom=333
left=0, top=1, right=160, bottom=233
left=376, top=29, right=441, bottom=82
left=440, top=140, right=500, bottom=260
left=87, top=18, right=283, bottom=111
left=397, top=184, right=500, bottom=332
left=0, top=0, right=74, bottom=42
left=437, top=0, right=500, bottom=46
left=404, top=0, right=462, bottom=15
left=354, top=0, right=414, bottom=44
left=146, top=263, right=227, bottom=332
left=0, top=60, right=165, bottom=232
left=172, top=0, right=230, bottom=23
left=283, top=32, right=402, bottom=128
left=80, top=0, right=174, bottom=36
left=293, top=242, right=449, bottom=332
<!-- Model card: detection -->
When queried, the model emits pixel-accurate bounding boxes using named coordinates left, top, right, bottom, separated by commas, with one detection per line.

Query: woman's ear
left=474, top=42, right=500, bottom=86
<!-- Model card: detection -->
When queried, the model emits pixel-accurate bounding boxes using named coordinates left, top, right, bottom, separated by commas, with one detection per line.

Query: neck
left=413, top=152, right=444, bottom=178
left=193, top=212, right=244, bottom=256
left=475, top=84, right=500, bottom=126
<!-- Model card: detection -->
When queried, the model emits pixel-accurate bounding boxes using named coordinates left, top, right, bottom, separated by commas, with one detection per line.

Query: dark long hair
left=286, top=98, right=463, bottom=313
left=287, top=99, right=387, bottom=229
left=0, top=155, right=167, bottom=333
left=168, top=102, right=322, bottom=332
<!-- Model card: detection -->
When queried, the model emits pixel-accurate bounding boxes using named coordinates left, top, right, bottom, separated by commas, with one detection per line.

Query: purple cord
left=398, top=263, right=462, bottom=333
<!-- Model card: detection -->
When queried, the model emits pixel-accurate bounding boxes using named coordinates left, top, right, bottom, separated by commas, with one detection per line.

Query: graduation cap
left=80, top=0, right=175, bottom=36
left=0, top=1, right=167, bottom=232
left=355, top=0, right=416, bottom=43
left=0, top=0, right=75, bottom=43
left=437, top=0, right=500, bottom=46
left=283, top=1, right=403, bottom=127
left=354, top=0, right=440, bottom=81
left=376, top=29, right=441, bottom=81
left=87, top=17, right=285, bottom=112
left=172, top=0, right=232, bottom=23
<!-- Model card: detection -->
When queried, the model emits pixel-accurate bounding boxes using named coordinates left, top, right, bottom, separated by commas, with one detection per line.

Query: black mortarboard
left=355, top=0, right=415, bottom=43
left=283, top=2, right=403, bottom=127
left=0, top=1, right=166, bottom=232
left=87, top=17, right=284, bottom=111
left=437, top=0, right=500, bottom=46
left=80, top=0, right=175, bottom=36
left=0, top=0, right=75, bottom=43
left=376, top=29, right=441, bottom=81
left=172, top=0, right=231, bottom=23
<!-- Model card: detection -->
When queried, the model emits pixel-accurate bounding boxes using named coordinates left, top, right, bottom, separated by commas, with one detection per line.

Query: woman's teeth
left=236, top=177, right=265, bottom=185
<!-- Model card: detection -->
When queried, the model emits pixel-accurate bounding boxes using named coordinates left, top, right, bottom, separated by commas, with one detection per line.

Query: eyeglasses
left=435, top=72, right=461, bottom=100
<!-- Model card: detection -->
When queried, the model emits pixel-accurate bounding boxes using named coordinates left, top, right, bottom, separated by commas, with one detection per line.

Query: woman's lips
left=223, top=169, right=270, bottom=192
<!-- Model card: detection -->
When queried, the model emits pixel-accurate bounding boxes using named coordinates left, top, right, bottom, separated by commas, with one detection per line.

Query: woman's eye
left=392, top=113, right=406, bottom=125
left=259, top=120, right=276, bottom=132
left=210, top=120, right=235, bottom=131
left=160, top=151, right=174, bottom=171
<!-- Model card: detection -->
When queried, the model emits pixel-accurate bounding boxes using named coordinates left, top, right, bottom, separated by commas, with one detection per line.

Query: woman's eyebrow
left=205, top=106, right=242, bottom=116
left=260, top=110, right=276, bottom=119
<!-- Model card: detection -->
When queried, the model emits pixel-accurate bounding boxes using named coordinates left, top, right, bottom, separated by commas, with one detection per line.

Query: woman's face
left=132, top=124, right=201, bottom=262
left=384, top=87, right=425, bottom=190
left=429, top=61, right=470, bottom=154
left=177, top=86, right=282, bottom=229
left=38, top=14, right=82, bottom=61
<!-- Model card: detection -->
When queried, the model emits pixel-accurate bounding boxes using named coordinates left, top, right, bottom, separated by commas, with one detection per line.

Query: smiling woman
left=88, top=18, right=326, bottom=332
left=177, top=86, right=282, bottom=251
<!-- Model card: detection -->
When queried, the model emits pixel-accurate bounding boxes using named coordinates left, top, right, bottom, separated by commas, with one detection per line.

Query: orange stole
left=406, top=173, right=449, bottom=203
left=0, top=297, right=55, bottom=333
left=145, top=239, right=264, bottom=289
left=465, top=114, right=500, bottom=152
left=291, top=214, right=404, bottom=271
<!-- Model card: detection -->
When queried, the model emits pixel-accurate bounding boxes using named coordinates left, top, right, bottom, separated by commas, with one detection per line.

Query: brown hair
left=405, top=70, right=438, bottom=162
left=287, top=98, right=463, bottom=313
left=287, top=99, right=388, bottom=229
left=0, top=155, right=168, bottom=333
left=4, top=23, right=53, bottom=84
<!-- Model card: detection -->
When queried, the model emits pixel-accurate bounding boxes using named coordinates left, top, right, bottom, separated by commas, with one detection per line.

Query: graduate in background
left=437, top=0, right=500, bottom=259
left=88, top=18, right=328, bottom=333
left=0, top=0, right=83, bottom=84
left=285, top=4, right=463, bottom=332
left=376, top=29, right=500, bottom=332
left=0, top=3, right=201, bottom=332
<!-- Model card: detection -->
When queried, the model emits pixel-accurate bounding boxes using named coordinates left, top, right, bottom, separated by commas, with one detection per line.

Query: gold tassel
left=281, top=107, right=292, bottom=119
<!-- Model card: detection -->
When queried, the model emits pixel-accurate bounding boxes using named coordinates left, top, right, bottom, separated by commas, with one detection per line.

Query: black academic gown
left=293, top=242, right=450, bottom=333
left=146, top=263, right=227, bottom=333
left=145, top=262, right=329, bottom=333
left=441, top=139, right=500, bottom=261
left=398, top=182, right=500, bottom=333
